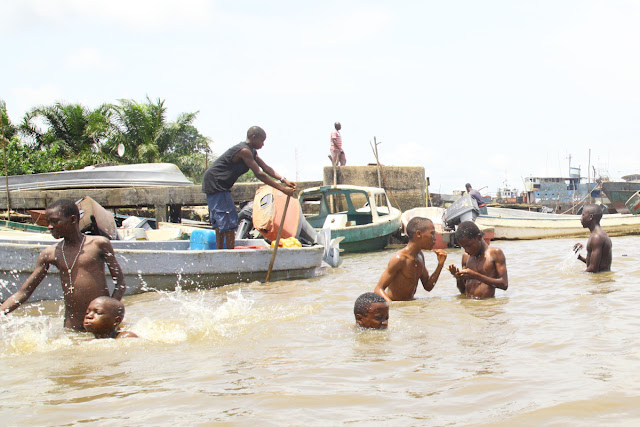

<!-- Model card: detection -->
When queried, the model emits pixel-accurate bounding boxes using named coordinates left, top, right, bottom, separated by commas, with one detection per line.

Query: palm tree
left=19, top=102, right=111, bottom=166
left=108, top=97, right=167, bottom=163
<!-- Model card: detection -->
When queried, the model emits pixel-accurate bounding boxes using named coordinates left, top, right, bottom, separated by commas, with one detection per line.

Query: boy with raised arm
left=0, top=199, right=126, bottom=330
left=84, top=296, right=137, bottom=339
left=573, top=204, right=612, bottom=273
left=375, top=217, right=447, bottom=301
left=448, top=221, right=508, bottom=299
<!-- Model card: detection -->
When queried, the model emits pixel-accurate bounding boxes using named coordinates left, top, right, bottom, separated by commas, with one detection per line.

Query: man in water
left=0, top=199, right=126, bottom=330
left=375, top=217, right=447, bottom=301
left=354, top=292, right=389, bottom=329
left=573, top=204, right=612, bottom=272
left=84, top=296, right=138, bottom=339
left=202, top=126, right=297, bottom=250
left=448, top=221, right=508, bottom=299
left=329, top=122, right=346, bottom=166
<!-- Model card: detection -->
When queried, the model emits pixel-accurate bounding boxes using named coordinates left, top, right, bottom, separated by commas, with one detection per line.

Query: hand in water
left=573, top=243, right=583, bottom=254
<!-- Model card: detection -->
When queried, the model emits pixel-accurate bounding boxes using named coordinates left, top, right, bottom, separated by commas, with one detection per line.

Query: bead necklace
left=62, top=235, right=86, bottom=292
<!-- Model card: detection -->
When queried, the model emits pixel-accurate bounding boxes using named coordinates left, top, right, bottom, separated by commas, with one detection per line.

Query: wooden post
left=0, top=113, right=10, bottom=221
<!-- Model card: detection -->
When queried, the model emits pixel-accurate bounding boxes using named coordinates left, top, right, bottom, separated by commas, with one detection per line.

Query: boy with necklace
left=0, top=199, right=126, bottom=330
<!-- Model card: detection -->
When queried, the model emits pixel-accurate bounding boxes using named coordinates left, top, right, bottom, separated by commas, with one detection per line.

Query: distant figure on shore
left=354, top=292, right=389, bottom=329
left=465, top=183, right=486, bottom=211
left=573, top=204, right=612, bottom=273
left=448, top=221, right=508, bottom=299
left=0, top=199, right=126, bottom=331
left=329, top=122, right=346, bottom=166
left=84, top=296, right=137, bottom=339
left=375, top=217, right=447, bottom=301
left=202, top=126, right=297, bottom=250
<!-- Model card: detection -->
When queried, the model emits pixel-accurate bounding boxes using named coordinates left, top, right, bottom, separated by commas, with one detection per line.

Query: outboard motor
left=235, top=201, right=254, bottom=240
left=444, top=194, right=480, bottom=228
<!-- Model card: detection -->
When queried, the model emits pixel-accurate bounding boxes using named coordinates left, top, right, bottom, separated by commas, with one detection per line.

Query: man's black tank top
left=201, top=141, right=257, bottom=194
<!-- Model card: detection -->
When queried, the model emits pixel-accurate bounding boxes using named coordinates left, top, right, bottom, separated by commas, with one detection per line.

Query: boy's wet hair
left=354, top=292, right=386, bottom=317
left=47, top=198, right=79, bottom=219
left=406, top=217, right=432, bottom=240
left=94, top=296, right=125, bottom=318
left=455, top=221, right=484, bottom=240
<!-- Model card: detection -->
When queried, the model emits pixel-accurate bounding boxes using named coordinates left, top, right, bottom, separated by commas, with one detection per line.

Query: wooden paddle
left=265, top=193, right=292, bottom=283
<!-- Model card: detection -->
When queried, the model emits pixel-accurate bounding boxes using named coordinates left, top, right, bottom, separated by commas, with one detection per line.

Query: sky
left=3, top=0, right=640, bottom=196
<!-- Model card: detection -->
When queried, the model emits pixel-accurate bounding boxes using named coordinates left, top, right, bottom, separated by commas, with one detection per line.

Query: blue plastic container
left=189, top=229, right=218, bottom=250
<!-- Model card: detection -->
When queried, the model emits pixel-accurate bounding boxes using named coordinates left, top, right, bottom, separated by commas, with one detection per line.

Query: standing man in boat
left=329, top=122, right=346, bottom=166
left=202, top=126, right=297, bottom=250
left=573, top=204, right=612, bottom=273
left=0, top=199, right=126, bottom=331
left=465, top=183, right=487, bottom=214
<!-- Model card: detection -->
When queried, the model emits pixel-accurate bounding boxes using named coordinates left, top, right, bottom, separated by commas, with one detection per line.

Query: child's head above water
left=84, top=296, right=137, bottom=339
left=354, top=292, right=389, bottom=329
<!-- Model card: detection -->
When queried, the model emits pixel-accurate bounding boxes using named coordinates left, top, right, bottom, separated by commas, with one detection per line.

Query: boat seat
left=323, top=214, right=348, bottom=229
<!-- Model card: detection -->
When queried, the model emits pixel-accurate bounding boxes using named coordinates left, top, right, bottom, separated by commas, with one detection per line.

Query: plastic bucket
left=189, top=229, right=217, bottom=250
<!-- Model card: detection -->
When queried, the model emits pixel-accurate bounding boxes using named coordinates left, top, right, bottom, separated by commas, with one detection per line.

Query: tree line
left=0, top=97, right=215, bottom=184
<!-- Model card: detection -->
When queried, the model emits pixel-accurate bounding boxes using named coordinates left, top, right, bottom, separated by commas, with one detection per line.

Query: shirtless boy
left=0, top=199, right=126, bottom=330
left=375, top=217, right=447, bottom=301
left=573, top=204, right=612, bottom=273
left=354, top=292, right=389, bottom=329
left=447, top=221, right=508, bottom=299
left=84, top=296, right=137, bottom=339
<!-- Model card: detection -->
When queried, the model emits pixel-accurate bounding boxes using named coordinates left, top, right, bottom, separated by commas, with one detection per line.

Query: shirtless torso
left=1, top=235, right=125, bottom=331
left=449, top=236, right=508, bottom=299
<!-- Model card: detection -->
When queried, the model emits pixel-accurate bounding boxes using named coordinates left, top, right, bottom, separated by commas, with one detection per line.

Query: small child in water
left=354, top=292, right=389, bottom=329
left=83, top=296, right=138, bottom=339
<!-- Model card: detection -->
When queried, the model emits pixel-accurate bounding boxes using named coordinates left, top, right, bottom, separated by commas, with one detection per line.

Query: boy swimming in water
left=0, top=198, right=126, bottom=330
left=354, top=292, right=389, bottom=329
left=83, top=296, right=137, bottom=339
left=447, top=221, right=508, bottom=298
left=374, top=217, right=447, bottom=301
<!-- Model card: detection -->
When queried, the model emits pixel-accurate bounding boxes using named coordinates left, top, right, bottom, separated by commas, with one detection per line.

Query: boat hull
left=328, top=217, right=402, bottom=252
left=601, top=182, right=640, bottom=214
left=476, top=207, right=640, bottom=240
left=0, top=239, right=324, bottom=302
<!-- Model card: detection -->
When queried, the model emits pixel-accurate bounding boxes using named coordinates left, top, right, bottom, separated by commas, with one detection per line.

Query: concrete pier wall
left=323, top=165, right=426, bottom=212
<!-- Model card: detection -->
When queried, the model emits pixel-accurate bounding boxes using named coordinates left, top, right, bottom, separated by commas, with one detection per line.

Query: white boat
left=475, top=207, right=640, bottom=240
left=401, top=207, right=494, bottom=248
left=298, top=185, right=402, bottom=252
left=0, top=237, right=326, bottom=302
left=0, top=163, right=193, bottom=192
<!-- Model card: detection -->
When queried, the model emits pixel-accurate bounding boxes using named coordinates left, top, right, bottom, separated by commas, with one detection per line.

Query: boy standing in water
left=84, top=296, right=137, bottom=339
left=573, top=204, right=612, bottom=273
left=354, top=292, right=389, bottom=329
left=0, top=199, right=126, bottom=331
left=448, top=221, right=508, bottom=298
left=375, top=217, right=447, bottom=301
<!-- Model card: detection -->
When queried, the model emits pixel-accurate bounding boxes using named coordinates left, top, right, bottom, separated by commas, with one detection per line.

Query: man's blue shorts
left=206, top=192, right=238, bottom=233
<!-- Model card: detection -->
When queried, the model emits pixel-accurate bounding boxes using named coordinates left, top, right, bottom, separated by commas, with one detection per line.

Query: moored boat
left=0, top=237, right=326, bottom=302
left=298, top=185, right=402, bottom=252
left=401, top=207, right=494, bottom=248
left=475, top=206, right=640, bottom=240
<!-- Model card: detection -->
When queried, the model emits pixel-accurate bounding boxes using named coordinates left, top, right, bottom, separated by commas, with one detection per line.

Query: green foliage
left=4, top=97, right=212, bottom=180
left=236, top=169, right=259, bottom=183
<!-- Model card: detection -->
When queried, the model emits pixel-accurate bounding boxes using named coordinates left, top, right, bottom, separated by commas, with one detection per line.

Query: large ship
left=600, top=174, right=640, bottom=214
left=523, top=166, right=606, bottom=213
